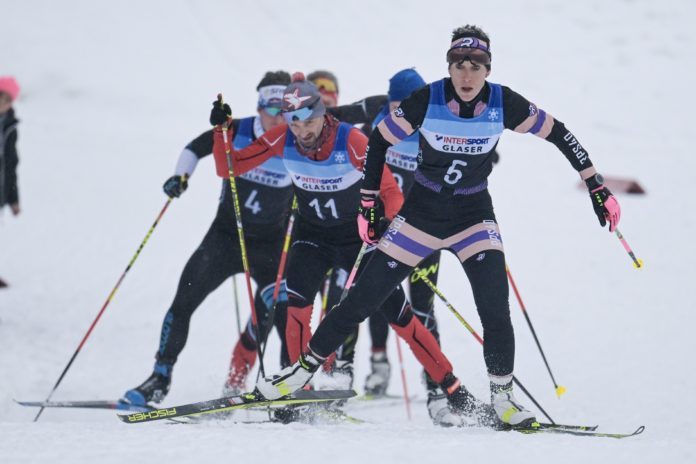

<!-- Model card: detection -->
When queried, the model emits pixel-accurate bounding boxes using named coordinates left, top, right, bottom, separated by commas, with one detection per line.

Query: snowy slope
left=1, top=0, right=695, bottom=462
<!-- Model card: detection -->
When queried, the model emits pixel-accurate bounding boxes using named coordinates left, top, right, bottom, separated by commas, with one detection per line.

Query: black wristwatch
left=585, top=173, right=604, bottom=190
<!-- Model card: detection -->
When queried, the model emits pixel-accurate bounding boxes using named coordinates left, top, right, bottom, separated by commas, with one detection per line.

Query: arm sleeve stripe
left=383, top=114, right=409, bottom=140
left=534, top=113, right=555, bottom=139
left=579, top=166, right=597, bottom=180
left=529, top=109, right=547, bottom=134
left=378, top=120, right=402, bottom=146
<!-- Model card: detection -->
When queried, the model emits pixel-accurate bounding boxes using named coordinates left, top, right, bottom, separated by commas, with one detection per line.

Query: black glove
left=586, top=175, right=621, bottom=232
left=210, top=98, right=232, bottom=126
left=163, top=175, right=188, bottom=198
left=357, top=193, right=386, bottom=244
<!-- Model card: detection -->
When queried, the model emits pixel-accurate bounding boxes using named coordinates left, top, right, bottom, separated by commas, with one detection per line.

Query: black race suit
left=310, top=79, right=595, bottom=379
left=155, top=118, right=293, bottom=367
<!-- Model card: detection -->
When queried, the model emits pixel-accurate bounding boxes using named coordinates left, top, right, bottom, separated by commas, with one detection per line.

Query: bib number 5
left=444, top=160, right=468, bottom=185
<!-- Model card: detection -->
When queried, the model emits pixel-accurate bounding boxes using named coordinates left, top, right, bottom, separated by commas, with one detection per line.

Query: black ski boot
left=123, top=362, right=172, bottom=406
left=441, top=374, right=500, bottom=428
left=273, top=405, right=305, bottom=424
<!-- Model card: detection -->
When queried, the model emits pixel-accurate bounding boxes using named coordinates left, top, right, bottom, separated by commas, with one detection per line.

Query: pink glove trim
left=604, top=196, right=621, bottom=232
left=358, top=198, right=378, bottom=244
left=357, top=216, right=378, bottom=244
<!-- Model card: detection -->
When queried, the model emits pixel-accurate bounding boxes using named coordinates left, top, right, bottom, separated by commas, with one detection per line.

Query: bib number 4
left=444, top=160, right=468, bottom=185
left=244, top=189, right=262, bottom=215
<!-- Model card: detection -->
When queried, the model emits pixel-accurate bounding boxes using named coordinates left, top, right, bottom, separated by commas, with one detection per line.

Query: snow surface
left=1, top=0, right=695, bottom=462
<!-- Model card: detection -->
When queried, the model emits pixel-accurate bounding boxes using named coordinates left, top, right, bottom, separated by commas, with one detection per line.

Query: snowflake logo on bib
left=488, top=109, right=499, bottom=121
left=335, top=153, right=346, bottom=163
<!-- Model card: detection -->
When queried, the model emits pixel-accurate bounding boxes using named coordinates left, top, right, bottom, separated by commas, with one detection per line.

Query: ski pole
left=340, top=242, right=369, bottom=302
left=394, top=336, right=412, bottom=420
left=232, top=275, right=242, bottom=337
left=413, top=266, right=555, bottom=424
left=317, top=271, right=335, bottom=372
left=506, top=265, right=566, bottom=399
left=614, top=228, right=643, bottom=269
left=219, top=94, right=266, bottom=377
left=34, top=198, right=172, bottom=422
left=320, top=272, right=332, bottom=319
left=271, top=197, right=298, bottom=309
left=257, top=197, right=298, bottom=371
left=321, top=243, right=370, bottom=371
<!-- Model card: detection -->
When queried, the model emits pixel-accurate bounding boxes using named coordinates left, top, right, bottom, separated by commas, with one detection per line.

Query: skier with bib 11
left=210, top=73, right=501, bottom=426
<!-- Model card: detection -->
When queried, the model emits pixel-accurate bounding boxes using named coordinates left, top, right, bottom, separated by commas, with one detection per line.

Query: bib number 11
left=444, top=160, right=467, bottom=185
left=309, top=198, right=339, bottom=220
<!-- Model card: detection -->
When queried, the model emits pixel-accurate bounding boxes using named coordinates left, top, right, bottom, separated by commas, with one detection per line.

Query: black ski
left=16, top=399, right=153, bottom=413
left=357, top=393, right=412, bottom=401
left=177, top=402, right=367, bottom=425
left=268, top=403, right=367, bottom=425
left=118, top=389, right=357, bottom=424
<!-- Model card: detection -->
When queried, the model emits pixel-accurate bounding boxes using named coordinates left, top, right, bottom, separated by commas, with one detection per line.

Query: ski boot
left=222, top=338, right=257, bottom=397
left=423, top=373, right=465, bottom=427
left=427, top=387, right=468, bottom=427
left=441, top=374, right=498, bottom=428
left=256, top=351, right=323, bottom=400
left=491, top=380, right=536, bottom=427
left=273, top=405, right=304, bottom=424
left=364, top=351, right=390, bottom=397
left=319, top=359, right=353, bottom=407
left=123, top=362, right=172, bottom=406
left=331, top=360, right=354, bottom=390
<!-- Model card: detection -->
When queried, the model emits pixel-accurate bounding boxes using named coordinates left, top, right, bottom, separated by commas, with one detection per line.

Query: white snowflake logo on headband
left=284, top=89, right=312, bottom=110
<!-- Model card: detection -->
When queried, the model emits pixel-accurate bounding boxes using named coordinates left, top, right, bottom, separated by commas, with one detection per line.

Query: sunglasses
left=282, top=105, right=315, bottom=123
left=312, top=77, right=338, bottom=93
left=262, top=106, right=282, bottom=117
left=446, top=48, right=491, bottom=66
